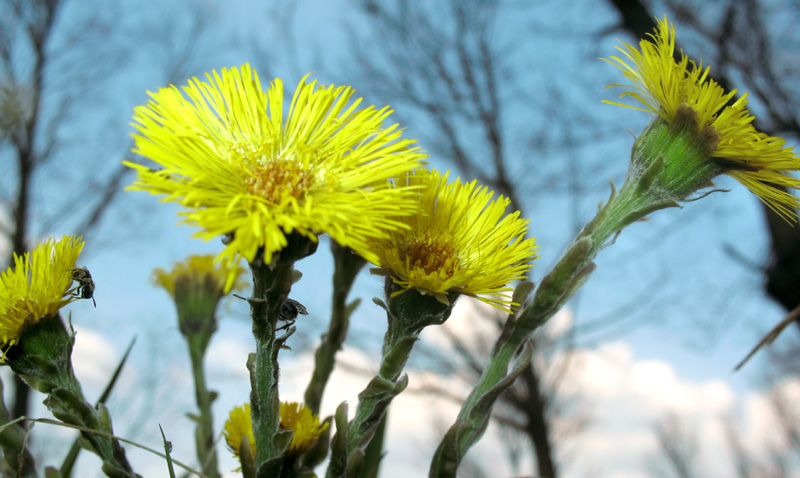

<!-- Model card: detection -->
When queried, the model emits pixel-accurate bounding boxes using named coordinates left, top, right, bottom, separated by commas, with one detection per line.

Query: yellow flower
left=153, top=254, right=248, bottom=341
left=0, top=236, right=85, bottom=351
left=125, top=64, right=426, bottom=272
left=152, top=254, right=247, bottom=296
left=603, top=16, right=800, bottom=220
left=368, top=169, right=538, bottom=311
left=223, top=402, right=327, bottom=460
left=223, top=403, right=256, bottom=460
left=279, top=401, right=329, bottom=456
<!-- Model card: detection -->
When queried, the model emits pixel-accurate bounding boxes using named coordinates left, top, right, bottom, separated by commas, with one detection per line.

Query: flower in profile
left=368, top=169, right=538, bottom=311
left=153, top=254, right=247, bottom=345
left=0, top=235, right=85, bottom=352
left=224, top=403, right=256, bottom=460
left=125, top=64, right=426, bottom=274
left=603, top=16, right=800, bottom=220
left=223, top=402, right=327, bottom=461
left=153, top=254, right=247, bottom=297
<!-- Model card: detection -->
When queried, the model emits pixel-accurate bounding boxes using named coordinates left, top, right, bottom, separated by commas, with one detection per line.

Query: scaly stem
left=327, top=285, right=454, bottom=478
left=187, top=336, right=219, bottom=478
left=305, top=242, right=365, bottom=414
left=249, top=259, right=295, bottom=465
left=432, top=158, right=685, bottom=477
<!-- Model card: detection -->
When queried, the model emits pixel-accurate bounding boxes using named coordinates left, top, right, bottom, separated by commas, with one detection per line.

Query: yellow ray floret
left=0, top=236, right=85, bottom=352
left=603, top=16, right=800, bottom=220
left=369, top=169, right=538, bottom=311
left=125, top=64, right=426, bottom=269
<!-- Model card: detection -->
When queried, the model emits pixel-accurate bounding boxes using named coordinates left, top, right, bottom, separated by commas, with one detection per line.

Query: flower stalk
left=431, top=99, right=739, bottom=478
left=327, top=280, right=455, bottom=478
left=247, top=235, right=316, bottom=471
left=154, top=255, right=248, bottom=478
left=5, top=316, right=139, bottom=478
left=186, top=331, right=219, bottom=477
left=304, top=241, right=366, bottom=415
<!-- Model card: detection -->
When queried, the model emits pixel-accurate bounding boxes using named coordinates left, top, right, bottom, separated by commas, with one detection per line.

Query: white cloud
left=554, top=341, right=800, bottom=477
left=27, top=314, right=800, bottom=478
left=314, top=331, right=799, bottom=478
left=72, top=326, right=119, bottom=389
left=206, top=335, right=253, bottom=383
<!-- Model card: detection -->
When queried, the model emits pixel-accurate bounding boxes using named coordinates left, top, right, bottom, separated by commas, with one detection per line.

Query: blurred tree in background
left=1, top=0, right=799, bottom=476
left=346, top=0, right=800, bottom=476
left=0, top=0, right=214, bottom=422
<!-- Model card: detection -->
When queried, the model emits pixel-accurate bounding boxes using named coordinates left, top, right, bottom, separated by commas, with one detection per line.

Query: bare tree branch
left=653, top=413, right=699, bottom=478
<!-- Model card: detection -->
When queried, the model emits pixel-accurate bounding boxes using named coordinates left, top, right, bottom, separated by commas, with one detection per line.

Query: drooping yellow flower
left=125, top=64, right=426, bottom=273
left=224, top=403, right=256, bottom=460
left=0, top=236, right=85, bottom=351
left=223, top=402, right=327, bottom=461
left=603, top=16, right=800, bottom=220
left=154, top=254, right=248, bottom=343
left=153, top=254, right=247, bottom=297
left=368, top=169, right=538, bottom=311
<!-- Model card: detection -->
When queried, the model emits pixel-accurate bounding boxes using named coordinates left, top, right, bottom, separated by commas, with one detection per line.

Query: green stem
left=8, top=317, right=138, bottom=477
left=187, top=335, right=219, bottom=478
left=305, top=242, right=365, bottom=415
left=328, top=285, right=454, bottom=478
left=432, top=165, right=684, bottom=476
left=345, top=321, right=415, bottom=455
left=249, top=259, right=295, bottom=465
left=359, top=412, right=387, bottom=478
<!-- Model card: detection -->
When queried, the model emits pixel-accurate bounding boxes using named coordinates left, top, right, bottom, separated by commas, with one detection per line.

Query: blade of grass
left=29, top=417, right=208, bottom=477
left=160, top=425, right=177, bottom=478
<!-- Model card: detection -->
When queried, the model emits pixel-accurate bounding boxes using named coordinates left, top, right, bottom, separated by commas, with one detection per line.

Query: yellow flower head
left=368, top=169, right=538, bottom=311
left=603, top=16, right=800, bottom=220
left=0, top=236, right=85, bottom=351
left=152, top=254, right=247, bottom=297
left=279, top=401, right=329, bottom=456
left=223, top=403, right=256, bottom=460
left=223, top=402, right=328, bottom=461
left=125, top=64, right=426, bottom=271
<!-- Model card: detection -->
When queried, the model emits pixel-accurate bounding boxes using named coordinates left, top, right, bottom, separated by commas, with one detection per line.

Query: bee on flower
left=0, top=235, right=85, bottom=354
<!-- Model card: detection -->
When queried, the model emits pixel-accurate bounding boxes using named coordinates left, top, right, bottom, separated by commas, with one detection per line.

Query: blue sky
left=4, top=0, right=800, bottom=476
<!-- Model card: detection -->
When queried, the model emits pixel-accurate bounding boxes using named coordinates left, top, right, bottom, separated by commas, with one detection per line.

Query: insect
left=69, top=266, right=96, bottom=307
left=276, top=298, right=308, bottom=331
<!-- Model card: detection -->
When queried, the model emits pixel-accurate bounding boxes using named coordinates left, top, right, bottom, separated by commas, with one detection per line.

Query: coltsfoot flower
left=279, top=401, right=329, bottom=456
left=125, top=64, right=426, bottom=276
left=153, top=254, right=247, bottom=346
left=603, top=16, right=800, bottom=220
left=224, top=403, right=256, bottom=460
left=368, top=169, right=538, bottom=311
left=224, top=402, right=328, bottom=461
left=0, top=235, right=85, bottom=353
left=153, top=254, right=247, bottom=297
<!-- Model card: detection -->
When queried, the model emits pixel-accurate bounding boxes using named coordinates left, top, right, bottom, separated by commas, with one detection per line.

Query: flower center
left=246, top=158, right=315, bottom=204
left=404, top=235, right=459, bottom=277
